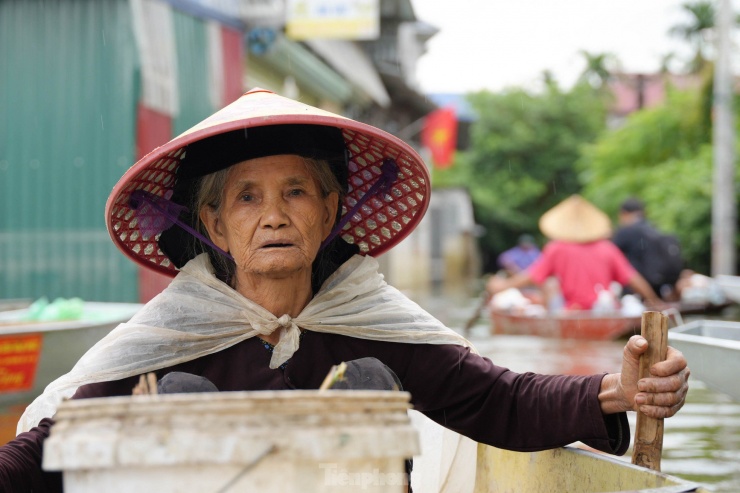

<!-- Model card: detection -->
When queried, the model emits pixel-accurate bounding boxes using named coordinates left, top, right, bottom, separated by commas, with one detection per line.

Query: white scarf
left=19, top=253, right=473, bottom=433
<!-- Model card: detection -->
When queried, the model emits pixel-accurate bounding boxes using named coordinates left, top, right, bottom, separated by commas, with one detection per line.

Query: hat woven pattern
left=109, top=129, right=427, bottom=276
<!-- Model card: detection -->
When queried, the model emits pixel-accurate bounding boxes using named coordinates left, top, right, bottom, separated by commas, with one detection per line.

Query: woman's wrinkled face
left=200, top=155, right=338, bottom=282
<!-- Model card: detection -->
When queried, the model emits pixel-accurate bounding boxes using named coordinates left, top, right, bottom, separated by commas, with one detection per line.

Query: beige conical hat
left=106, top=88, right=430, bottom=277
left=538, top=195, right=612, bottom=243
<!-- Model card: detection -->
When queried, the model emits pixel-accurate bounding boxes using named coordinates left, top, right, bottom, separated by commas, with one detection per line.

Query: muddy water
left=415, top=290, right=740, bottom=492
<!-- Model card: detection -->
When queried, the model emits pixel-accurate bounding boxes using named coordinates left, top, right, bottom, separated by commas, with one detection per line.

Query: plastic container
left=43, top=390, right=419, bottom=493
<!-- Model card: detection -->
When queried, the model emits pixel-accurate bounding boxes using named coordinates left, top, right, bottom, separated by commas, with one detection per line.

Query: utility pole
left=712, top=0, right=737, bottom=276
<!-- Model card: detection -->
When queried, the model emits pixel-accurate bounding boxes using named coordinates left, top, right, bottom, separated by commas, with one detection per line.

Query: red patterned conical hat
left=106, top=88, right=431, bottom=277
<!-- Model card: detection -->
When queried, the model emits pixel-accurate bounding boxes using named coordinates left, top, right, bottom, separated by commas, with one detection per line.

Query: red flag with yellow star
left=421, top=107, right=457, bottom=169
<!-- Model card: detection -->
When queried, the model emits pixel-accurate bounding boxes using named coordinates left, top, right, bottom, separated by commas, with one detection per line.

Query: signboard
left=0, top=334, right=42, bottom=393
left=239, top=0, right=286, bottom=25
left=286, top=0, right=379, bottom=40
left=175, top=0, right=243, bottom=17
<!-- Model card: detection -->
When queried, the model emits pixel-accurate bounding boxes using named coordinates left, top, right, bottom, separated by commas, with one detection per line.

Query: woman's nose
left=260, top=197, right=289, bottom=229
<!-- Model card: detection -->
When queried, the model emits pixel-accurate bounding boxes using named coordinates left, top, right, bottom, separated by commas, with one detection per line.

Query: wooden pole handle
left=631, top=311, right=669, bottom=471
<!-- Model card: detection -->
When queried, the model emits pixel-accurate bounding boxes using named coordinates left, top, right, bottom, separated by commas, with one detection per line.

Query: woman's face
left=200, top=155, right=338, bottom=283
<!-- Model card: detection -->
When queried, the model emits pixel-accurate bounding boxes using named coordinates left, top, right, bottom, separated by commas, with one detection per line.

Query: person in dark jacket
left=613, top=197, right=683, bottom=299
left=0, top=90, right=690, bottom=492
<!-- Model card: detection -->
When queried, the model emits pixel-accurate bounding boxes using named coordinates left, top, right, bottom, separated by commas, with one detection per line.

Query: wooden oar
left=462, top=291, right=490, bottom=336
left=631, top=311, right=669, bottom=471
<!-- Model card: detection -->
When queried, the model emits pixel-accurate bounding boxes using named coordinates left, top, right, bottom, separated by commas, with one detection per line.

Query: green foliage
left=577, top=51, right=619, bottom=90
left=434, top=83, right=608, bottom=267
left=668, top=1, right=716, bottom=73
left=579, top=89, right=707, bottom=210
left=578, top=87, right=715, bottom=272
left=641, top=147, right=714, bottom=272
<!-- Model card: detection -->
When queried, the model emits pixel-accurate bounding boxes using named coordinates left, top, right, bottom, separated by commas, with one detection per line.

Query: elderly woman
left=0, top=89, right=689, bottom=491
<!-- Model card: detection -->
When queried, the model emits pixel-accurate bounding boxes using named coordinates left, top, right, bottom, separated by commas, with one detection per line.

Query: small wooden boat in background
left=489, top=309, right=642, bottom=340
left=489, top=297, right=733, bottom=341
left=668, top=319, right=740, bottom=401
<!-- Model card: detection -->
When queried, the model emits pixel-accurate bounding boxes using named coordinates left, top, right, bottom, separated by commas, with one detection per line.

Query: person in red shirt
left=488, top=195, right=660, bottom=311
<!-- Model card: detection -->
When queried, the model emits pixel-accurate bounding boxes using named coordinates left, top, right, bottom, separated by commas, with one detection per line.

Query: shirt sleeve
left=399, top=343, right=629, bottom=455
left=0, top=418, right=63, bottom=492
left=0, top=375, right=149, bottom=492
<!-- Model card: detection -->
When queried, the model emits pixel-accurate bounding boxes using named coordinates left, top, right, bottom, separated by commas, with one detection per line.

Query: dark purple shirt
left=0, top=332, right=628, bottom=492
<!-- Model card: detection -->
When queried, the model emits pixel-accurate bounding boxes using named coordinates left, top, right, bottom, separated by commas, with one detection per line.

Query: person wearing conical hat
left=1, top=90, right=688, bottom=490
left=488, top=195, right=660, bottom=310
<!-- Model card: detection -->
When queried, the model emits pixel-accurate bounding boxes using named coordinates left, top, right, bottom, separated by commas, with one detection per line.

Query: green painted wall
left=172, top=10, right=217, bottom=135
left=0, top=0, right=140, bottom=302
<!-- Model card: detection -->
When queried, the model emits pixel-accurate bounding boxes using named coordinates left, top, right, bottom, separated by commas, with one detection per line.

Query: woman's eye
left=239, top=193, right=254, bottom=202
left=288, top=188, right=304, bottom=197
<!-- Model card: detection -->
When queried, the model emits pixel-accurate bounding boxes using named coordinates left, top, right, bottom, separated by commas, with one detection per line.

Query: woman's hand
left=599, top=335, right=690, bottom=418
left=486, top=276, right=509, bottom=294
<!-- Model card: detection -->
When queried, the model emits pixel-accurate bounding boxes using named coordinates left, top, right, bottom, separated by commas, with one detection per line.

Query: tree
left=434, top=82, right=607, bottom=271
left=577, top=51, right=619, bottom=90
left=578, top=89, right=714, bottom=272
left=669, top=1, right=716, bottom=73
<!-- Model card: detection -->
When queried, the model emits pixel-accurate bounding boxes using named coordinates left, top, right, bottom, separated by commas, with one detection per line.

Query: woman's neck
left=233, top=272, right=313, bottom=344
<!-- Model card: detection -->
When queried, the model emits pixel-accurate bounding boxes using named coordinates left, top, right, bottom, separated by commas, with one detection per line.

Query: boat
left=472, top=444, right=707, bottom=492
left=43, top=390, right=708, bottom=493
left=489, top=298, right=732, bottom=340
left=715, top=274, right=740, bottom=304
left=489, top=308, right=642, bottom=340
left=412, top=412, right=707, bottom=493
left=0, top=301, right=143, bottom=407
left=0, top=299, right=32, bottom=312
left=676, top=299, right=733, bottom=316
left=668, top=319, right=740, bottom=401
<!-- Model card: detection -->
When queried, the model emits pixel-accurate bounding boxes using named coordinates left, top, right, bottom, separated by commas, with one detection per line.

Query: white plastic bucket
left=43, top=390, right=419, bottom=492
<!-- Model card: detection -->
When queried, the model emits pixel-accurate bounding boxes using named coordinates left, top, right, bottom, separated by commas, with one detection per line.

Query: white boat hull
left=669, top=319, right=740, bottom=401
left=0, top=302, right=142, bottom=406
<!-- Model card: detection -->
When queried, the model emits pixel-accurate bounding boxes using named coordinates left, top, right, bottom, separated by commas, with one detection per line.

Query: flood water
left=414, top=289, right=740, bottom=493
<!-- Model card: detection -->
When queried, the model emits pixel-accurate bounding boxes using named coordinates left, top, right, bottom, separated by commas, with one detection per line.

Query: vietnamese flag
left=421, top=107, right=458, bottom=169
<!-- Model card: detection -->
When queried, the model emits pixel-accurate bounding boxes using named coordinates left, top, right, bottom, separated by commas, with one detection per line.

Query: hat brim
left=106, top=89, right=431, bottom=277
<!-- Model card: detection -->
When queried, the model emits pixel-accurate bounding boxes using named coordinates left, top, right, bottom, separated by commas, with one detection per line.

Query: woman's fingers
left=648, top=346, right=689, bottom=377
left=634, top=366, right=690, bottom=418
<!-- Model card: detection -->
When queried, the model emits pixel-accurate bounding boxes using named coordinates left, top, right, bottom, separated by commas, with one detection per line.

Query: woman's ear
left=322, top=192, right=340, bottom=237
left=199, top=206, right=229, bottom=253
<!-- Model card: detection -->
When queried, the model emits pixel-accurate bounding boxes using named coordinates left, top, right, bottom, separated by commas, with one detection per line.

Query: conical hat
left=538, top=195, right=612, bottom=243
left=106, top=88, right=431, bottom=277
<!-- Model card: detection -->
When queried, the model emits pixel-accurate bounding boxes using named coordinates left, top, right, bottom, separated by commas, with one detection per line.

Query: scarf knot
left=250, top=313, right=293, bottom=336
left=276, top=314, right=292, bottom=328
left=267, top=314, right=302, bottom=370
